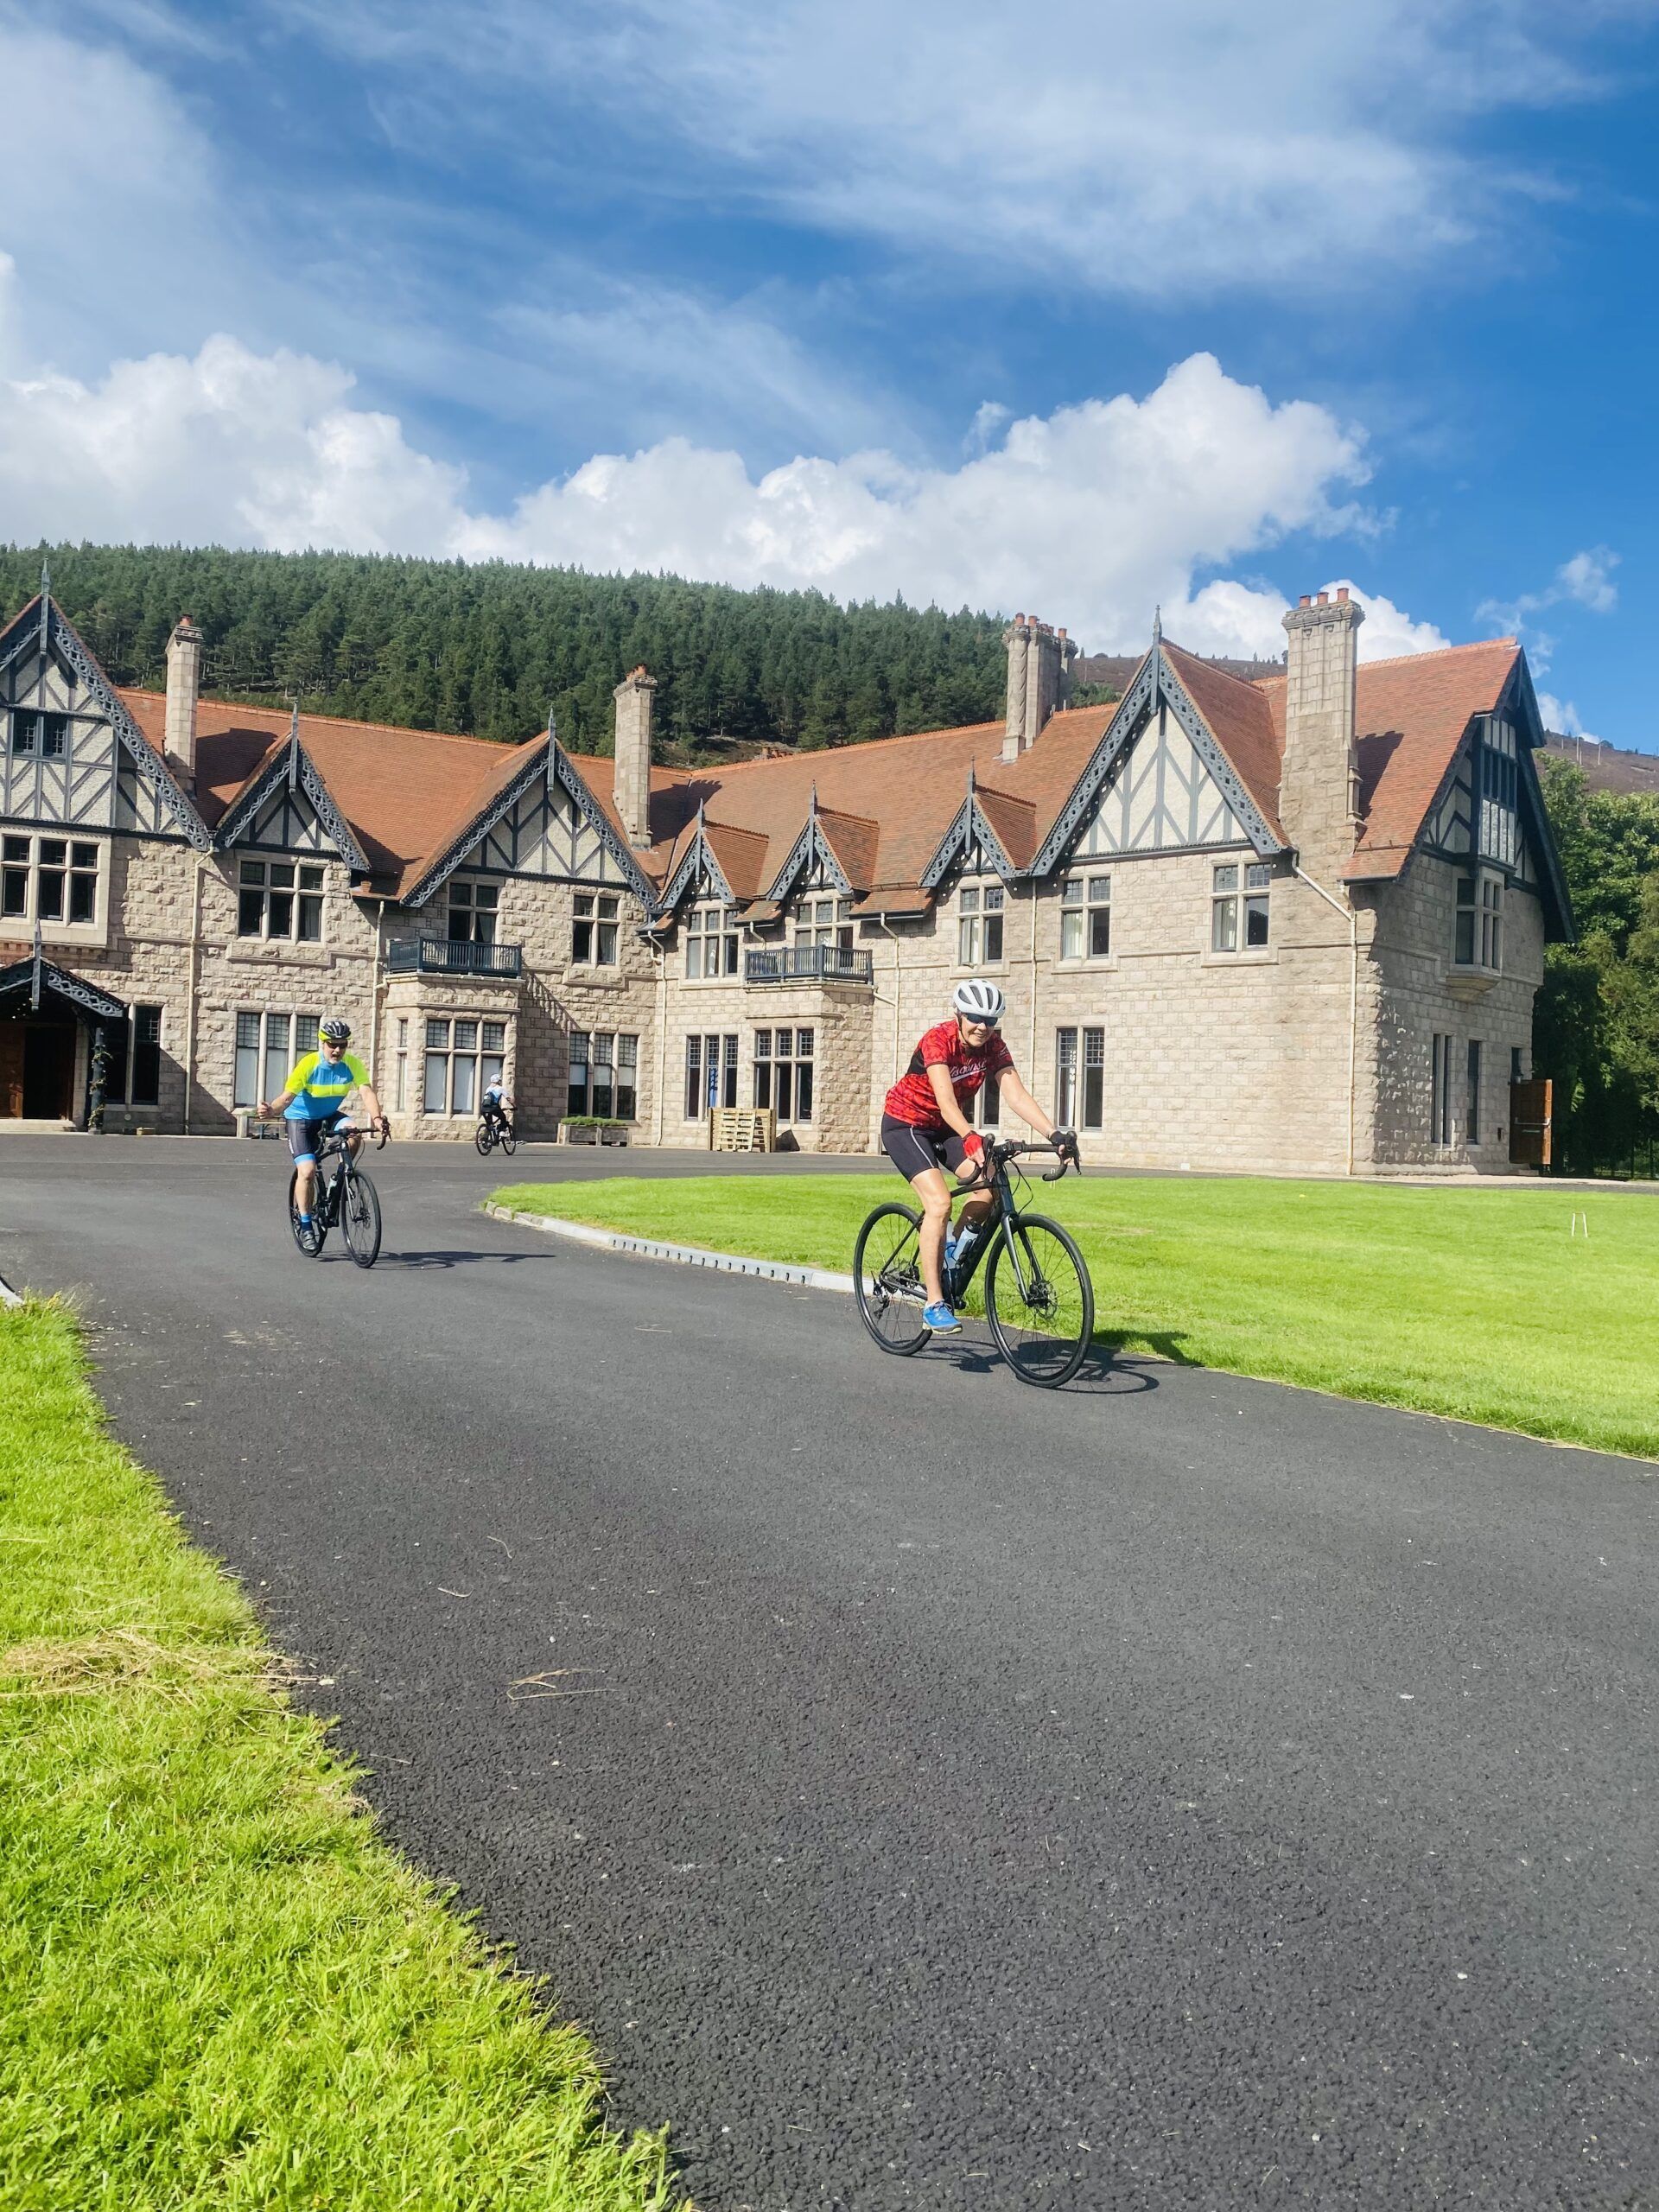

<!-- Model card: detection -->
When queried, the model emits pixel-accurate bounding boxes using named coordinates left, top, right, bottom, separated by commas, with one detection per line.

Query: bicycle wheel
left=288, top=1168, right=326, bottom=1255
left=984, top=1212, right=1094, bottom=1387
left=340, top=1167, right=383, bottom=1268
left=474, top=1122, right=493, bottom=1156
left=499, top=1124, right=517, bottom=1157
left=853, top=1202, right=931, bottom=1356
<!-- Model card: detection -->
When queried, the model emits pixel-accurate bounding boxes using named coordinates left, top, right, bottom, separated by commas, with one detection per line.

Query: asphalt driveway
left=2, top=1135, right=1654, bottom=2210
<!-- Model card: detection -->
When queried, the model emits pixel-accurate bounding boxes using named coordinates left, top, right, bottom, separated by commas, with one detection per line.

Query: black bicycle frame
left=943, top=1145, right=1069, bottom=1307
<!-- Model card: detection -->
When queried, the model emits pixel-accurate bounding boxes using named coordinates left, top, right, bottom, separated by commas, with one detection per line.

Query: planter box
left=559, top=1121, right=632, bottom=1147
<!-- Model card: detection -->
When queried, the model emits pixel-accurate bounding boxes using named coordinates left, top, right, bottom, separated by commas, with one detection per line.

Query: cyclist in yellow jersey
left=257, top=1017, right=387, bottom=1241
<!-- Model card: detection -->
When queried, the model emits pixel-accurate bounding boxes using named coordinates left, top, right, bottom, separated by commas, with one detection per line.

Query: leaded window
left=686, top=903, right=739, bottom=980
left=10, top=711, right=68, bottom=758
left=1211, top=861, right=1270, bottom=953
left=2, top=835, right=100, bottom=926
left=753, top=1027, right=815, bottom=1122
left=424, top=1016, right=507, bottom=1115
left=448, top=880, right=499, bottom=944
left=238, top=859, right=323, bottom=941
left=1061, top=873, right=1111, bottom=960
left=958, top=880, right=1004, bottom=964
left=573, top=891, right=620, bottom=964
left=685, top=1032, right=738, bottom=1116
left=233, top=1009, right=321, bottom=1109
left=569, top=1030, right=638, bottom=1121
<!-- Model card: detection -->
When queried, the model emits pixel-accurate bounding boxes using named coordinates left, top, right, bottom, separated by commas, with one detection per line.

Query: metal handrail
left=385, top=938, right=524, bottom=977
left=744, top=944, right=873, bottom=985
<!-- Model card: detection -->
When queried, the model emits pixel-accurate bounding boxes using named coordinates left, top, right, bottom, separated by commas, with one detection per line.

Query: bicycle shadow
left=378, top=1248, right=563, bottom=1269
left=926, top=1327, right=1191, bottom=1396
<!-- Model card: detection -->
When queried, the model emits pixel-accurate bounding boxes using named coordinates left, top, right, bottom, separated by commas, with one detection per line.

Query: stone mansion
left=0, top=579, right=1572, bottom=1173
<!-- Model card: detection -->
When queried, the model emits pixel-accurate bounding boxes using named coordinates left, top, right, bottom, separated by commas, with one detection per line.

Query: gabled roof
left=0, top=594, right=209, bottom=850
left=212, top=711, right=372, bottom=874
left=1256, top=639, right=1522, bottom=884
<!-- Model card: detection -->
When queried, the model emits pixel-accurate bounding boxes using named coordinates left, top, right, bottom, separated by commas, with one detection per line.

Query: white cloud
left=298, top=0, right=1637, bottom=299
left=1477, top=545, right=1619, bottom=671
left=1, top=306, right=1399, bottom=650
left=1171, top=577, right=1450, bottom=663
left=1535, top=692, right=1604, bottom=743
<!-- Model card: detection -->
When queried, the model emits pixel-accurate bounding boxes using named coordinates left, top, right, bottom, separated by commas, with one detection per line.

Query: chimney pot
left=1317, top=591, right=1329, bottom=605
left=1336, top=586, right=1350, bottom=603
left=1299, top=594, right=1311, bottom=607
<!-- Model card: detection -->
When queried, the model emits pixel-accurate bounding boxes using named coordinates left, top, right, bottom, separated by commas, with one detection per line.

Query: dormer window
left=1454, top=870, right=1503, bottom=972
left=686, top=901, right=739, bottom=979
left=448, top=879, right=498, bottom=944
left=239, top=860, right=324, bottom=942
left=794, top=896, right=851, bottom=951
left=957, top=880, right=1004, bottom=964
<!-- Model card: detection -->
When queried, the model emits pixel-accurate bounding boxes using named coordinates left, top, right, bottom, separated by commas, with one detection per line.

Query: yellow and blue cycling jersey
left=283, top=1050, right=369, bottom=1120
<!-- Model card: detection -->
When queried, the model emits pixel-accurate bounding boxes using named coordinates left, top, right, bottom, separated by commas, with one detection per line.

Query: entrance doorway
left=0, top=1017, right=75, bottom=1118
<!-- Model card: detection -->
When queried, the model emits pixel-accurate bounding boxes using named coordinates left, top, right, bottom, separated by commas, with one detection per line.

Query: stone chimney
left=1280, top=588, right=1363, bottom=877
left=613, top=666, right=656, bottom=848
left=1001, top=615, right=1078, bottom=763
left=163, top=616, right=202, bottom=786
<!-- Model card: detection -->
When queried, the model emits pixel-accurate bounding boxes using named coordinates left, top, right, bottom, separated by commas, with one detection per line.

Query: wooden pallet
left=710, top=1107, right=775, bottom=1153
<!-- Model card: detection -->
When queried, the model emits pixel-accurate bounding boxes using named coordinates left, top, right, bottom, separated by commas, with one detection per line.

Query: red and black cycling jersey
left=883, top=1019, right=1014, bottom=1131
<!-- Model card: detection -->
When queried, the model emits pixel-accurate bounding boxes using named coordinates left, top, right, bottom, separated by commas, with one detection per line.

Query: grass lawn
left=0, top=1300, right=680, bottom=2212
left=492, top=1173, right=1659, bottom=1461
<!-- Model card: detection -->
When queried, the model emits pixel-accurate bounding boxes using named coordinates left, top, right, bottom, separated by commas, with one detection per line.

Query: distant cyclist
left=257, top=1018, right=387, bottom=1248
left=881, top=979, right=1077, bottom=1334
left=481, top=1073, right=513, bottom=1138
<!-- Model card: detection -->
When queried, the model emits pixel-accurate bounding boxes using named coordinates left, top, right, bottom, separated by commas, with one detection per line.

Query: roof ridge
left=1251, top=637, right=1520, bottom=688
left=121, top=685, right=531, bottom=753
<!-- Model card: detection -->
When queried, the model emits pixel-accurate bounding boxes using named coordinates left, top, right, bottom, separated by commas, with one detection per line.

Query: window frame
left=238, top=857, right=325, bottom=943
left=685, top=902, right=741, bottom=982
left=1060, top=873, right=1112, bottom=962
left=423, top=1014, right=509, bottom=1116
left=957, top=879, right=1006, bottom=967
left=1211, top=860, right=1271, bottom=955
left=447, top=877, right=499, bottom=945
left=1054, top=1026, right=1104, bottom=1130
left=791, top=897, right=852, bottom=953
left=1453, top=867, right=1504, bottom=974
left=1465, top=1038, right=1482, bottom=1144
left=572, top=889, right=621, bottom=967
left=9, top=710, right=69, bottom=760
left=232, top=1009, right=321, bottom=1111
left=1431, top=1032, right=1453, bottom=1147
left=684, top=1031, right=739, bottom=1117
left=2, top=832, right=103, bottom=930
left=753, top=1026, right=816, bottom=1123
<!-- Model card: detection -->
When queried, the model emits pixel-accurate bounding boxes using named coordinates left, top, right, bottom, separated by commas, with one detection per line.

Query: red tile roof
left=1255, top=638, right=1519, bottom=881
left=108, top=627, right=1524, bottom=910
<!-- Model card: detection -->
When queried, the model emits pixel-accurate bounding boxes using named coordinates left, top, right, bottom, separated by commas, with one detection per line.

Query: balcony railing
left=744, top=944, right=874, bottom=986
left=387, top=937, right=524, bottom=978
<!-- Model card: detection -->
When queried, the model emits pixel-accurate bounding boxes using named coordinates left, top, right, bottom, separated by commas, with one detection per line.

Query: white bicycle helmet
left=952, top=979, right=1005, bottom=1025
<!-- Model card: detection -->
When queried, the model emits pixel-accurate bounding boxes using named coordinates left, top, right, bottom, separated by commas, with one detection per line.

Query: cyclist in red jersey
left=881, top=977, right=1077, bottom=1334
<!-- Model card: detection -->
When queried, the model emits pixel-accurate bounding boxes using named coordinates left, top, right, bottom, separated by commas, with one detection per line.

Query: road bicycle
left=853, top=1140, right=1095, bottom=1389
left=287, top=1117, right=388, bottom=1268
left=474, top=1108, right=518, bottom=1158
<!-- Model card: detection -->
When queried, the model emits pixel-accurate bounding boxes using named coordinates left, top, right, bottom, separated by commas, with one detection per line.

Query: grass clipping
left=0, top=1300, right=682, bottom=2212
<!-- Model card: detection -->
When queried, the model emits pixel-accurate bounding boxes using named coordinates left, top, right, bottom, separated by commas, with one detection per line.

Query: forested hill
left=0, top=544, right=1024, bottom=758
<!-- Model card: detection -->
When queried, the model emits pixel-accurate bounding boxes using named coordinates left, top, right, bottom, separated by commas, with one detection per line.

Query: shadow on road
left=925, top=1337, right=1168, bottom=1395
left=378, top=1249, right=565, bottom=1269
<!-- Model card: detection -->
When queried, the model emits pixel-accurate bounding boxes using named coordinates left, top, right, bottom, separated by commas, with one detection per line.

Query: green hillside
left=0, top=543, right=1020, bottom=758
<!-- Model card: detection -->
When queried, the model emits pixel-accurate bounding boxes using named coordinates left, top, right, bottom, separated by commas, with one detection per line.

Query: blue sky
left=3, top=1, right=1656, bottom=743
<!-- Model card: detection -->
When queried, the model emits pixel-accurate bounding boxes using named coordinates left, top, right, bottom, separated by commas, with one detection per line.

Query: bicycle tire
left=474, top=1122, right=493, bottom=1156
left=287, top=1166, right=326, bottom=1256
left=853, top=1202, right=931, bottom=1356
left=984, top=1211, right=1094, bottom=1388
left=340, top=1167, right=383, bottom=1268
left=499, top=1125, right=517, bottom=1157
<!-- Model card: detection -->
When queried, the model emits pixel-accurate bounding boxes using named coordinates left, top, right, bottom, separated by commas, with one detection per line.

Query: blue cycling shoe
left=922, top=1301, right=962, bottom=1334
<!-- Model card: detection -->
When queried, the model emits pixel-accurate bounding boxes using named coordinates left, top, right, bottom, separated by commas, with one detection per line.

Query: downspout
left=366, top=898, right=385, bottom=1092
left=182, top=855, right=206, bottom=1135
left=878, top=915, right=905, bottom=1089
left=646, top=927, right=667, bottom=1147
left=1291, top=860, right=1359, bottom=1177
left=1027, top=876, right=1039, bottom=1078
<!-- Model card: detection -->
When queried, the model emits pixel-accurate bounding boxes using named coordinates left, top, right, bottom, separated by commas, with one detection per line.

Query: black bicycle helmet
left=319, top=1017, right=353, bottom=1045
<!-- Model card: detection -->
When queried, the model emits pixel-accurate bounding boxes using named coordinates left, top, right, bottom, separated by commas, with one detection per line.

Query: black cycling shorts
left=286, top=1111, right=342, bottom=1163
left=881, top=1115, right=975, bottom=1184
